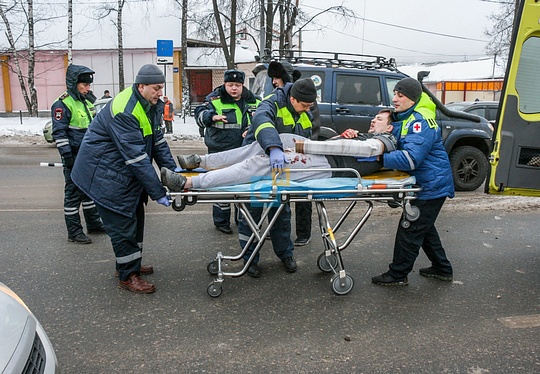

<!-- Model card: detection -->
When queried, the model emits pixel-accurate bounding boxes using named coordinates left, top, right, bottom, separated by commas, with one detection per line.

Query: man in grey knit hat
left=72, top=64, right=177, bottom=294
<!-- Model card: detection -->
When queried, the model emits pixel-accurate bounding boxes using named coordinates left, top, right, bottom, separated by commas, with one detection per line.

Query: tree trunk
left=265, top=0, right=273, bottom=52
left=212, top=0, right=232, bottom=68
left=229, top=0, right=236, bottom=68
left=27, top=0, right=38, bottom=116
left=118, top=0, right=125, bottom=90
left=67, top=0, right=73, bottom=64
left=181, top=0, right=190, bottom=116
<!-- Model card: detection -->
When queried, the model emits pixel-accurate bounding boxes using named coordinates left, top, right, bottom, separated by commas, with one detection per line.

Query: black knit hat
left=77, top=72, right=94, bottom=84
left=291, top=78, right=317, bottom=102
left=394, top=77, right=422, bottom=102
left=268, top=61, right=301, bottom=83
left=135, top=64, right=165, bottom=84
left=224, top=69, right=245, bottom=83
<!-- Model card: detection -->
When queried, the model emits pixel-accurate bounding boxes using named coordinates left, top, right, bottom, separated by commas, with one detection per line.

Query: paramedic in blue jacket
left=194, top=70, right=260, bottom=234
left=372, top=77, right=454, bottom=286
left=51, top=64, right=105, bottom=245
left=239, top=78, right=318, bottom=278
left=72, top=64, right=177, bottom=294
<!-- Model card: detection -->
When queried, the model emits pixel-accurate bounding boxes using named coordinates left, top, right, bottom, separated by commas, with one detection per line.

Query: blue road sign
left=157, top=40, right=174, bottom=57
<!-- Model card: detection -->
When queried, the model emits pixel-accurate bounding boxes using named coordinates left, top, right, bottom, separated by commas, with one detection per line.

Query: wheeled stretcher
left=167, top=168, right=421, bottom=298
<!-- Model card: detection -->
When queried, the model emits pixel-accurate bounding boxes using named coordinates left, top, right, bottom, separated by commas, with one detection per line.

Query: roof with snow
left=187, top=45, right=257, bottom=68
left=398, top=58, right=505, bottom=82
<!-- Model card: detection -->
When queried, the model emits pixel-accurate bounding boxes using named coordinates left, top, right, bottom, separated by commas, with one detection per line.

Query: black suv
left=256, top=51, right=493, bottom=191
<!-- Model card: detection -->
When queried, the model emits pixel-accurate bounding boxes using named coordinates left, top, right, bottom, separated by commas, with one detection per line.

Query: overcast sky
left=299, top=0, right=502, bottom=64
left=10, top=0, right=504, bottom=65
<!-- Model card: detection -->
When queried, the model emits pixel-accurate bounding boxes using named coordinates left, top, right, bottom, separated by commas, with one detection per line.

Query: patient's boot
left=161, top=168, right=187, bottom=191
left=177, top=154, right=201, bottom=170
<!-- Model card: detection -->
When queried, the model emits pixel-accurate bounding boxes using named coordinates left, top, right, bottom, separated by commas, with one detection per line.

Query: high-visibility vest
left=55, top=93, right=95, bottom=129
left=163, top=101, right=174, bottom=121
left=111, top=87, right=153, bottom=137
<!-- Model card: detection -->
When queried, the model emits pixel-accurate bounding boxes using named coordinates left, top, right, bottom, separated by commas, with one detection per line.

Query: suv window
left=385, top=77, right=402, bottom=105
left=336, top=75, right=381, bottom=105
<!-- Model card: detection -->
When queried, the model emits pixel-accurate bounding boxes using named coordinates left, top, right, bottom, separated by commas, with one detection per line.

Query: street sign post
left=157, top=40, right=174, bottom=65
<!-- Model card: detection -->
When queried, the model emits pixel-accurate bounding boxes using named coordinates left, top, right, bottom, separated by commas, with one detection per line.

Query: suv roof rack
left=263, top=49, right=398, bottom=72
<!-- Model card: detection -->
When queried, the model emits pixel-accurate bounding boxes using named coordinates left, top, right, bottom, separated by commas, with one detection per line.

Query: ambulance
left=487, top=0, right=540, bottom=197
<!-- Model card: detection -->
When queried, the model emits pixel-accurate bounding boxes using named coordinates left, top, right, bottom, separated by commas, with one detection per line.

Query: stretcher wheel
left=207, top=282, right=222, bottom=298
left=207, top=261, right=218, bottom=275
left=185, top=196, right=198, bottom=206
left=405, top=205, right=420, bottom=222
left=317, top=253, right=338, bottom=273
left=400, top=220, right=411, bottom=229
left=172, top=198, right=186, bottom=212
left=330, top=273, right=354, bottom=295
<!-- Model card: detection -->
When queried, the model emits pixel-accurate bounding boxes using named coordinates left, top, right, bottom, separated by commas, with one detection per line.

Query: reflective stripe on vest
left=55, top=93, right=95, bottom=129
left=111, top=87, right=153, bottom=137
left=211, top=100, right=244, bottom=127
left=254, top=102, right=312, bottom=139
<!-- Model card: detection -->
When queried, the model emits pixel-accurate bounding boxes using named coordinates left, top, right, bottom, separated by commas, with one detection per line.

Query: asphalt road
left=0, top=141, right=539, bottom=373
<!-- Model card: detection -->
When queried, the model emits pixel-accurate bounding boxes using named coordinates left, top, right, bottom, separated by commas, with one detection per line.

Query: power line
left=302, top=3, right=489, bottom=43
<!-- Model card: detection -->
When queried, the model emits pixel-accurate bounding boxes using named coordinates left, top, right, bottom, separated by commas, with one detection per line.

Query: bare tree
left=485, top=0, right=521, bottom=68
left=92, top=0, right=128, bottom=90
left=0, top=0, right=38, bottom=115
left=172, top=0, right=190, bottom=116
left=210, top=0, right=237, bottom=69
left=181, top=0, right=190, bottom=116
left=67, top=0, right=72, bottom=64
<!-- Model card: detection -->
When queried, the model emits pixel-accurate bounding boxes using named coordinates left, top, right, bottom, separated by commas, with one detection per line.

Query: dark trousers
left=63, top=166, right=102, bottom=238
left=164, top=120, right=173, bottom=133
left=295, top=202, right=312, bottom=240
left=239, top=203, right=294, bottom=264
left=213, top=203, right=231, bottom=228
left=95, top=197, right=145, bottom=281
left=388, top=197, right=452, bottom=278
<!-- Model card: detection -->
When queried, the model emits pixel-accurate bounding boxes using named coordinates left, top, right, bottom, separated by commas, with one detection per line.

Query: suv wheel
left=449, top=146, right=489, bottom=191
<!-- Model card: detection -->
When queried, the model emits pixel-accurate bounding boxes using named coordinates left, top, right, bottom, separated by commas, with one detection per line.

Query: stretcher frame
left=167, top=168, right=421, bottom=298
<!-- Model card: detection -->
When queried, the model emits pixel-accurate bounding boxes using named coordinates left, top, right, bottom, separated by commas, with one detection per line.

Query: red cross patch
left=54, top=108, right=63, bottom=121
left=412, top=121, right=422, bottom=133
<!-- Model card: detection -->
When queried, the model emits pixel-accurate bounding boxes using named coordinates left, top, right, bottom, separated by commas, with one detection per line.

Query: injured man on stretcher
left=161, top=109, right=396, bottom=191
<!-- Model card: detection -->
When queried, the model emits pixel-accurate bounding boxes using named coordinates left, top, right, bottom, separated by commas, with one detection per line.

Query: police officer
left=72, top=64, right=177, bottom=294
left=240, top=78, right=318, bottom=277
left=194, top=70, right=260, bottom=234
left=267, top=61, right=321, bottom=246
left=51, top=64, right=105, bottom=244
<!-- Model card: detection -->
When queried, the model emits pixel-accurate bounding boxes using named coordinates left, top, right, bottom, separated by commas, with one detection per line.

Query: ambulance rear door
left=487, top=0, right=540, bottom=196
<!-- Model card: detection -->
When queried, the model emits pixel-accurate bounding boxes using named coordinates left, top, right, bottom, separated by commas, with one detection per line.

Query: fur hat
left=135, top=64, right=165, bottom=84
left=77, top=72, right=94, bottom=84
left=268, top=61, right=301, bottom=83
left=394, top=77, right=422, bottom=102
left=290, top=78, right=317, bottom=103
left=224, top=70, right=245, bottom=83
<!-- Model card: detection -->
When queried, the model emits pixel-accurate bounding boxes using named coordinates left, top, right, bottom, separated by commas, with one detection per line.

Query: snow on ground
left=0, top=114, right=201, bottom=141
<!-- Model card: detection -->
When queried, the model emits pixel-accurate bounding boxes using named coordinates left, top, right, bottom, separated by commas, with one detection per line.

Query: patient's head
left=368, top=109, right=393, bottom=134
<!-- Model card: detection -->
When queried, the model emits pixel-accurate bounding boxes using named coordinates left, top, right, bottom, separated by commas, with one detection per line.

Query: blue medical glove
left=156, top=196, right=170, bottom=207
left=269, top=147, right=287, bottom=171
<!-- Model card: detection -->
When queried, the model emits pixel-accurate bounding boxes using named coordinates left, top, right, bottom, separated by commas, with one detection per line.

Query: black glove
left=63, top=156, right=74, bottom=169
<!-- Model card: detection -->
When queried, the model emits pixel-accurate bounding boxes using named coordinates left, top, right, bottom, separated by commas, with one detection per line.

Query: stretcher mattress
left=180, top=169, right=415, bottom=197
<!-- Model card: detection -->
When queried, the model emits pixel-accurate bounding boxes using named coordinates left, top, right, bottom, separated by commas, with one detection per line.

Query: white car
left=0, top=281, right=59, bottom=373
left=43, top=97, right=112, bottom=143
